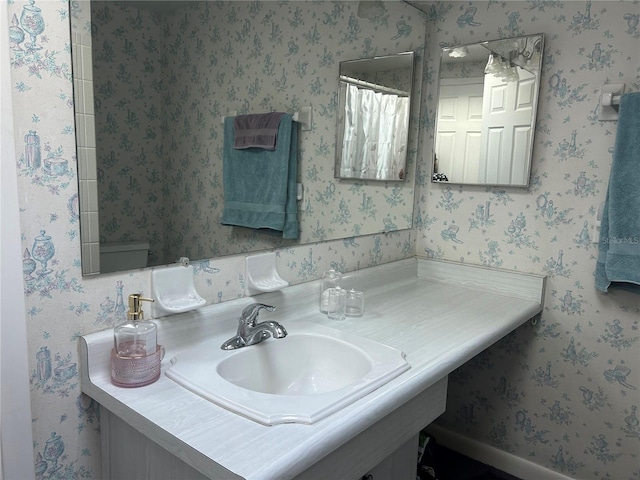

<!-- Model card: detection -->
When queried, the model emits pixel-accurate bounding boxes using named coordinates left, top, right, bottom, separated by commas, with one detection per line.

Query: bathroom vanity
left=79, top=258, right=545, bottom=480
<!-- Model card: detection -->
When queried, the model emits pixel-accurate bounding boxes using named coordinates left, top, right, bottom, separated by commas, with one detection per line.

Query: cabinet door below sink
left=363, top=435, right=419, bottom=480
left=100, top=407, right=213, bottom=480
left=98, top=377, right=447, bottom=480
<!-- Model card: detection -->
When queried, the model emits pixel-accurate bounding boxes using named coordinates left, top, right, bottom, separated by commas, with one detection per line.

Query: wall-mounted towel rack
left=599, top=83, right=625, bottom=121
left=221, top=106, right=313, bottom=131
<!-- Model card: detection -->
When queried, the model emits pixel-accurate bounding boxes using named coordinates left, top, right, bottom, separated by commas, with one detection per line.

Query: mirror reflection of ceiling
left=71, top=1, right=426, bottom=275
left=433, top=34, right=544, bottom=187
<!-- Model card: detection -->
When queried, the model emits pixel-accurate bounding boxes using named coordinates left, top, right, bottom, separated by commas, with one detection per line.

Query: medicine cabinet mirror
left=70, top=1, right=424, bottom=276
left=433, top=34, right=544, bottom=187
left=335, top=52, right=414, bottom=181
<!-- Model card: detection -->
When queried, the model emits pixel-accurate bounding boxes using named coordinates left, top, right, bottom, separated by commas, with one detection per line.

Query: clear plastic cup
left=327, top=287, right=347, bottom=320
left=346, top=289, right=364, bottom=317
left=320, top=270, right=342, bottom=313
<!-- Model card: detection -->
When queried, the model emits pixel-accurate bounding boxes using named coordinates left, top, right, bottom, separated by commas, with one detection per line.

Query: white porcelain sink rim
left=165, top=322, right=410, bottom=425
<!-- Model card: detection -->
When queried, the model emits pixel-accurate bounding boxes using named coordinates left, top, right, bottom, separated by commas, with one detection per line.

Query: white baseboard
left=426, top=424, right=575, bottom=480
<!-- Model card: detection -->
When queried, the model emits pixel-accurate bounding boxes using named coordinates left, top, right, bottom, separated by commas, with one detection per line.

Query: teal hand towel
left=596, top=92, right=640, bottom=292
left=221, top=114, right=299, bottom=239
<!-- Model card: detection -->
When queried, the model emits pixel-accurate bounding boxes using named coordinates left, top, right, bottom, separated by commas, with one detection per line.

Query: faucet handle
left=240, top=303, right=276, bottom=326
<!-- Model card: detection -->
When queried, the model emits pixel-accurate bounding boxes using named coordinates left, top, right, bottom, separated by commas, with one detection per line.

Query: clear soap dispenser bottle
left=114, top=294, right=156, bottom=357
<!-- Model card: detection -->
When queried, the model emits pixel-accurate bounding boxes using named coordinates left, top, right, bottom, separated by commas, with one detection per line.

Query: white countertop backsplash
left=80, top=257, right=545, bottom=480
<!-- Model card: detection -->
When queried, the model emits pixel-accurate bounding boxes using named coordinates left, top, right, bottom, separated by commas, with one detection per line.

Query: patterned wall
left=88, top=0, right=424, bottom=267
left=412, top=1, right=640, bottom=479
left=7, top=0, right=640, bottom=479
left=90, top=2, right=167, bottom=263
left=8, top=1, right=418, bottom=478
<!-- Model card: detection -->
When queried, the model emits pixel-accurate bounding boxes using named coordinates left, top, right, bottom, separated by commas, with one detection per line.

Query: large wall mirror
left=70, top=1, right=425, bottom=275
left=433, top=34, right=544, bottom=187
left=335, top=52, right=414, bottom=182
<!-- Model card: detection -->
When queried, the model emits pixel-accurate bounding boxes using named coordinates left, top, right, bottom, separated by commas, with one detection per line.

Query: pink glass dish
left=110, top=345, right=164, bottom=388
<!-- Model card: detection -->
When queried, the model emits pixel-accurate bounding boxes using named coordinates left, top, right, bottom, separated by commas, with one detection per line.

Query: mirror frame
left=432, top=34, right=544, bottom=188
left=335, top=51, right=415, bottom=182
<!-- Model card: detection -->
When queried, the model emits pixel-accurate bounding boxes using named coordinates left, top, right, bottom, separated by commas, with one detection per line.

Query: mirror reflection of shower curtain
left=340, top=84, right=409, bottom=180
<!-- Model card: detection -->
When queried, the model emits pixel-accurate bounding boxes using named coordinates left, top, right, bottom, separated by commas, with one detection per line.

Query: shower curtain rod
left=339, top=75, right=409, bottom=97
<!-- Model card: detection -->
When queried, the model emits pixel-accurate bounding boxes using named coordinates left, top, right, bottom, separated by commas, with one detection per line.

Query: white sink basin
left=165, top=322, right=410, bottom=425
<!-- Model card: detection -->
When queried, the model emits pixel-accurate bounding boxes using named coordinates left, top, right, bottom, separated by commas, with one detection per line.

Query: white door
left=435, top=78, right=484, bottom=184
left=479, top=67, right=535, bottom=185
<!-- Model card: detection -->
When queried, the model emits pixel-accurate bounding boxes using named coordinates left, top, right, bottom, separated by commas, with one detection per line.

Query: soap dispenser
left=110, top=294, right=164, bottom=388
left=114, top=294, right=156, bottom=357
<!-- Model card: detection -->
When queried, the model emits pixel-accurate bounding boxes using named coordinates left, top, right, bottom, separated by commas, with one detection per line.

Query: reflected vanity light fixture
left=484, top=53, right=519, bottom=82
left=483, top=35, right=542, bottom=72
left=447, top=46, right=468, bottom=58
left=517, top=36, right=542, bottom=65
left=433, top=33, right=544, bottom=187
left=483, top=53, right=498, bottom=74
left=506, top=36, right=543, bottom=69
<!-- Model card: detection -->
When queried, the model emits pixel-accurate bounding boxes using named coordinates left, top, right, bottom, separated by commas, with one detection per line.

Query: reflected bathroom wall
left=79, top=1, right=426, bottom=273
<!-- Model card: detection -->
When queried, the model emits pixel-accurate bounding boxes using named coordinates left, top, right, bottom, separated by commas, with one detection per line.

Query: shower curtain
left=339, top=83, right=409, bottom=180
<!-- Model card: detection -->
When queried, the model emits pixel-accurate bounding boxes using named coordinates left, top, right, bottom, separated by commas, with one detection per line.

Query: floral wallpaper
left=89, top=2, right=166, bottom=264
left=88, top=0, right=424, bottom=267
left=8, top=0, right=418, bottom=478
left=412, top=1, right=640, bottom=479
left=6, top=1, right=640, bottom=480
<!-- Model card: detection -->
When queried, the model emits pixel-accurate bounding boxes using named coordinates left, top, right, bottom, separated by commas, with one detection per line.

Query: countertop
left=79, top=257, right=545, bottom=480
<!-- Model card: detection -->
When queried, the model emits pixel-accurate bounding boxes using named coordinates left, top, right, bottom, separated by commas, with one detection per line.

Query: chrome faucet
left=220, top=303, right=287, bottom=350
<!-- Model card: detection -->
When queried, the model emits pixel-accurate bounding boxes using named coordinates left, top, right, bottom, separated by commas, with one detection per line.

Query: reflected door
left=479, top=68, right=535, bottom=185
left=435, top=78, right=484, bottom=183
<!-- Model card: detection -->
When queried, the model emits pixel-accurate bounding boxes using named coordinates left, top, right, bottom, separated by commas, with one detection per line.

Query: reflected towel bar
left=221, top=107, right=312, bottom=131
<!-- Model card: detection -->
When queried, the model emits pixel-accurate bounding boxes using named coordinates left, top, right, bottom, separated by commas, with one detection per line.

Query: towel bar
left=292, top=106, right=313, bottom=131
left=601, top=92, right=621, bottom=107
left=599, top=83, right=625, bottom=121
left=220, top=107, right=312, bottom=131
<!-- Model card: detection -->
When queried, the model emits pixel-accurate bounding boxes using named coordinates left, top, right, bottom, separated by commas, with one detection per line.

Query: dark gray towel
left=233, top=112, right=286, bottom=150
